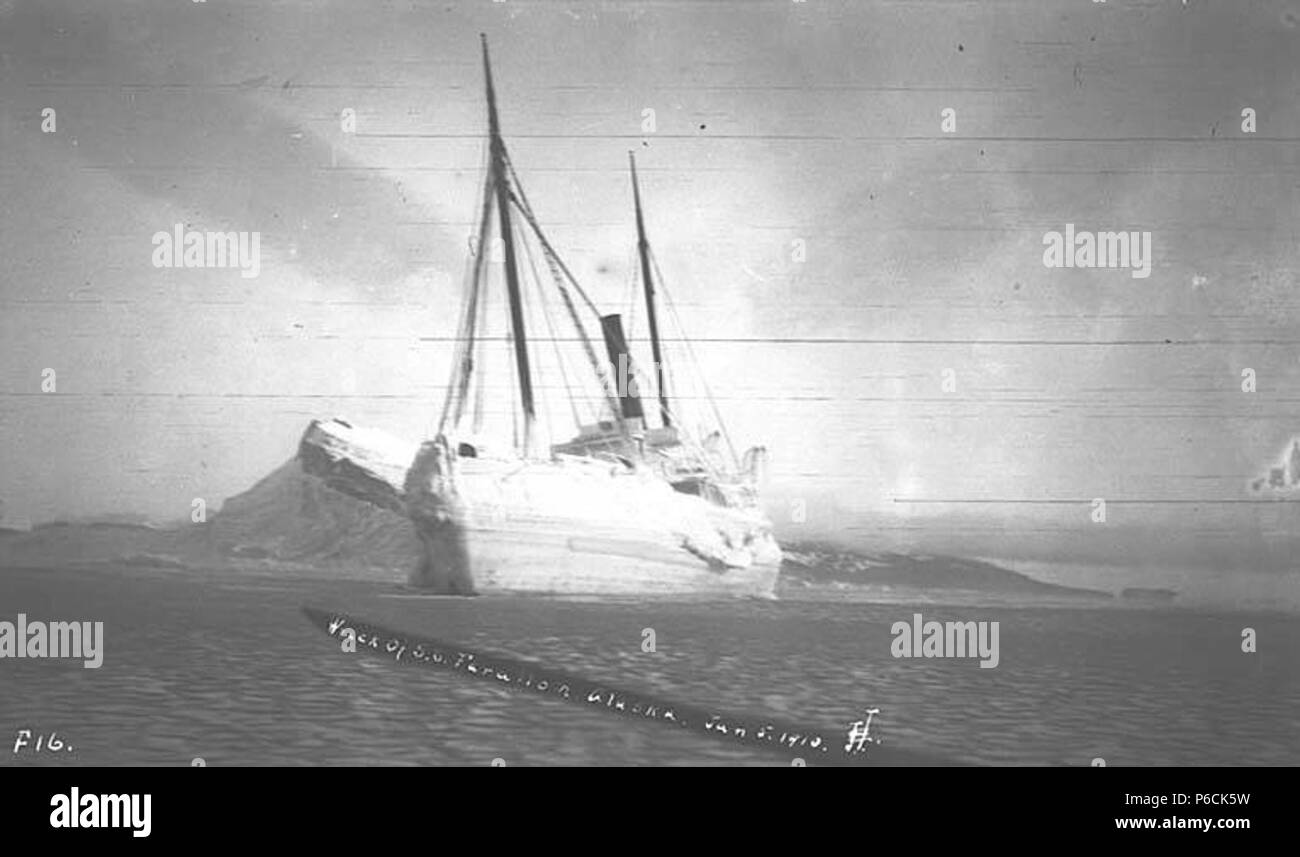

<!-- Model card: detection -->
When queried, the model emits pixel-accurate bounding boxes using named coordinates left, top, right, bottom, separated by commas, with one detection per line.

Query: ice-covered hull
left=408, top=513, right=782, bottom=598
left=299, top=419, right=782, bottom=597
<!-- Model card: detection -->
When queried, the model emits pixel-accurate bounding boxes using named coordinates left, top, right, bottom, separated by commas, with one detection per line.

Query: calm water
left=0, top=564, right=1295, bottom=766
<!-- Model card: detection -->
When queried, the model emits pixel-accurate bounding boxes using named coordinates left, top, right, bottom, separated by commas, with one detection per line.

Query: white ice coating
left=298, top=418, right=782, bottom=595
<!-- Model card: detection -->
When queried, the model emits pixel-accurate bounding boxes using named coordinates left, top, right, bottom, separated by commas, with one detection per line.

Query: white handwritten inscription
left=13, top=729, right=75, bottom=755
left=316, top=611, right=847, bottom=759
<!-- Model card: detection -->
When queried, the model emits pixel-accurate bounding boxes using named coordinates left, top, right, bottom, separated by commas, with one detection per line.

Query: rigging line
left=438, top=140, right=493, bottom=437
left=662, top=336, right=680, bottom=427
left=518, top=213, right=583, bottom=429
left=449, top=272, right=478, bottom=431
left=472, top=248, right=490, bottom=436
left=510, top=196, right=624, bottom=427
left=623, top=360, right=721, bottom=479
left=625, top=243, right=639, bottom=341
left=650, top=247, right=740, bottom=471
left=609, top=336, right=721, bottom=479
left=471, top=189, right=494, bottom=431
left=451, top=175, right=496, bottom=433
left=435, top=281, right=471, bottom=436
left=435, top=230, right=476, bottom=434
left=503, top=156, right=603, bottom=319
left=505, top=324, right=520, bottom=453
left=551, top=248, right=625, bottom=427
left=441, top=142, right=491, bottom=436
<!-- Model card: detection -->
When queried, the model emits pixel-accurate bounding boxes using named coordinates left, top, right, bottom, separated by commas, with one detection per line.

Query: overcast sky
left=3, top=0, right=1300, bottom=600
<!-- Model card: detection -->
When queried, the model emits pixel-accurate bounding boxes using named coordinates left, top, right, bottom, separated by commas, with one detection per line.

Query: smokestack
left=599, top=314, right=645, bottom=421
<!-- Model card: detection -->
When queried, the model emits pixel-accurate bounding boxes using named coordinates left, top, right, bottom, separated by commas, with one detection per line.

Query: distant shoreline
left=21, top=521, right=1294, bottom=615
left=780, top=541, right=1115, bottom=600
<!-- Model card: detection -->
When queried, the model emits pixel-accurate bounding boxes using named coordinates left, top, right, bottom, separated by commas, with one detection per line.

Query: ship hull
left=413, top=520, right=782, bottom=598
left=299, top=419, right=782, bottom=598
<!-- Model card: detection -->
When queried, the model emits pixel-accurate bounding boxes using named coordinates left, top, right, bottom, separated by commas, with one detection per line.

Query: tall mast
left=629, top=152, right=671, bottom=428
left=482, top=34, right=535, bottom=450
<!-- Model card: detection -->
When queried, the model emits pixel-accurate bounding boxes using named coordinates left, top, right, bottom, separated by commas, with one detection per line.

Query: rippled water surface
left=1, top=565, right=1295, bottom=766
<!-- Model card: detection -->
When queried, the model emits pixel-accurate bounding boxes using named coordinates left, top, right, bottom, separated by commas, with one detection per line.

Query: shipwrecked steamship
left=298, top=36, right=781, bottom=596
